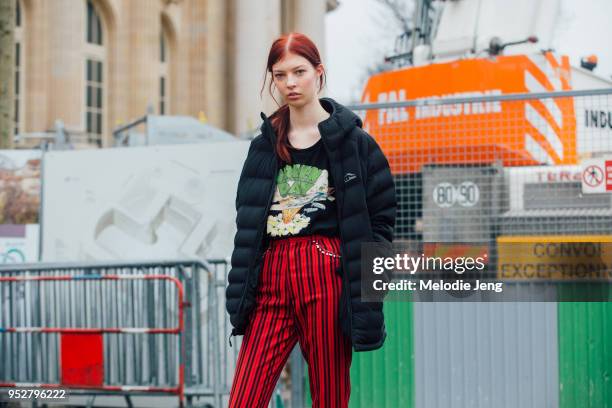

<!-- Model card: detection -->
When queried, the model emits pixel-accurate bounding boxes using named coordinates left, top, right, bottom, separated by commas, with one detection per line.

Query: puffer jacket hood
left=259, top=97, right=363, bottom=151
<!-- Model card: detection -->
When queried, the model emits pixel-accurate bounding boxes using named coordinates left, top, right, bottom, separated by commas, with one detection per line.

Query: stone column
left=233, top=0, right=281, bottom=135
left=204, top=0, right=226, bottom=129
left=293, top=0, right=327, bottom=67
left=127, top=0, right=160, bottom=119
left=45, top=0, right=85, bottom=131
left=187, top=0, right=207, bottom=121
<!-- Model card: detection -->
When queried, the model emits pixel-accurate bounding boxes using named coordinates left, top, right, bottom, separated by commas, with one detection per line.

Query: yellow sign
left=497, top=235, right=612, bottom=280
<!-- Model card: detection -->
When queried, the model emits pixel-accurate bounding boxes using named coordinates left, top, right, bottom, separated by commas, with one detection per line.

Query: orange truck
left=360, top=52, right=612, bottom=174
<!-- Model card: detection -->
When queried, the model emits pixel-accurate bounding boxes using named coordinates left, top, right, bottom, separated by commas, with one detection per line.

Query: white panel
left=42, top=142, right=250, bottom=261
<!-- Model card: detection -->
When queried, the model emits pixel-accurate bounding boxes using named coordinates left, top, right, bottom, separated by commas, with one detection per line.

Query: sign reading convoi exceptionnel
left=497, top=235, right=612, bottom=280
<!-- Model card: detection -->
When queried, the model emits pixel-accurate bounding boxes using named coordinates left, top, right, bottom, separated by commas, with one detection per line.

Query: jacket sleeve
left=227, top=138, right=257, bottom=321
left=364, top=134, right=397, bottom=245
left=235, top=138, right=258, bottom=211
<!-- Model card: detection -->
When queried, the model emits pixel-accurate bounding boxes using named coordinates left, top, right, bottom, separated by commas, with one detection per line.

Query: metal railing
left=0, top=259, right=258, bottom=408
left=0, top=273, right=186, bottom=404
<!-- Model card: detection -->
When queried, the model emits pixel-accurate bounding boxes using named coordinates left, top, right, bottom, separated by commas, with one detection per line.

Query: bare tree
left=347, top=0, right=413, bottom=103
left=372, top=0, right=412, bottom=34
left=0, top=0, right=15, bottom=149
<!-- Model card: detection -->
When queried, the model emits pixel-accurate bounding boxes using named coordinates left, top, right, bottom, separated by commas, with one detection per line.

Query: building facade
left=13, top=0, right=338, bottom=148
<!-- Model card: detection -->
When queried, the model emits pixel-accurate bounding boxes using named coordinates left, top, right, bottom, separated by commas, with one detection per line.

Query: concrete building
left=12, top=0, right=338, bottom=148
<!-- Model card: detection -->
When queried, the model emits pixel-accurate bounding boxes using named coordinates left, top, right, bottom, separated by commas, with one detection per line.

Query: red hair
left=261, top=32, right=326, bottom=164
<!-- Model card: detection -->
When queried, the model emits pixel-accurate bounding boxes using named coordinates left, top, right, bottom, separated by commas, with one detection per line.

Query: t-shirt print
left=266, top=163, right=335, bottom=237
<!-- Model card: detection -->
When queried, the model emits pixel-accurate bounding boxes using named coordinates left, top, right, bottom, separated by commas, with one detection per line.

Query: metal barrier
left=0, top=259, right=285, bottom=408
left=0, top=273, right=185, bottom=405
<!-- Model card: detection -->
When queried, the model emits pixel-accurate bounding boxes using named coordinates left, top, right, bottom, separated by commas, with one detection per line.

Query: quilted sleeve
left=364, top=134, right=397, bottom=244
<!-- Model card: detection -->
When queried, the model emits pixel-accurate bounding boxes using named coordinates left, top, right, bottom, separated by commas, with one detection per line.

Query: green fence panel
left=559, top=302, right=612, bottom=408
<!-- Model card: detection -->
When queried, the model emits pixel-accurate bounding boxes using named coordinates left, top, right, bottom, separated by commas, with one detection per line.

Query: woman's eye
left=296, top=70, right=305, bottom=75
left=274, top=74, right=284, bottom=79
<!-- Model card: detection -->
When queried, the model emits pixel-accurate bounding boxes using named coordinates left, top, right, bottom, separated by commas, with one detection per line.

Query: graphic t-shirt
left=266, top=138, right=339, bottom=239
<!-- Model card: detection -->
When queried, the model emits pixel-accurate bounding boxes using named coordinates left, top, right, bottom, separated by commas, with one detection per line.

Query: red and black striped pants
left=228, top=234, right=352, bottom=408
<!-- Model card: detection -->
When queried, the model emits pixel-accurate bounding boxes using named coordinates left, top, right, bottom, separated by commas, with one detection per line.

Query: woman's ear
left=316, top=64, right=324, bottom=77
left=316, top=64, right=324, bottom=91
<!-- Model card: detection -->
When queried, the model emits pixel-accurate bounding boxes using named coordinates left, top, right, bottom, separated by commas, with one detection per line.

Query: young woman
left=226, top=32, right=397, bottom=407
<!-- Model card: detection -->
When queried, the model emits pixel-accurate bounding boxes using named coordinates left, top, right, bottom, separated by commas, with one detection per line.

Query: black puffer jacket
left=226, top=97, right=397, bottom=352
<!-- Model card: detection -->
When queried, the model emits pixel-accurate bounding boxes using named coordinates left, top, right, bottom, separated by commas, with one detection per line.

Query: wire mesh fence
left=351, top=89, right=612, bottom=238
left=349, top=88, right=612, bottom=296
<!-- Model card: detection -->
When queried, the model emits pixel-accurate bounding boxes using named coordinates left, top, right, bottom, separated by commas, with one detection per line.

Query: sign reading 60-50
left=432, top=181, right=480, bottom=208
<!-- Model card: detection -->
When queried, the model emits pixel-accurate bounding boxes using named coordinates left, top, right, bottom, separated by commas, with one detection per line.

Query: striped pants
left=228, top=234, right=352, bottom=408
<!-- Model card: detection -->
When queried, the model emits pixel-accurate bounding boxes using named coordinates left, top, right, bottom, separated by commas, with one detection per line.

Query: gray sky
left=324, top=0, right=612, bottom=104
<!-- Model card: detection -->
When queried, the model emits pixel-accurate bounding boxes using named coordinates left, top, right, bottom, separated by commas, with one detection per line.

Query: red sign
left=61, top=333, right=104, bottom=386
left=606, top=160, right=612, bottom=191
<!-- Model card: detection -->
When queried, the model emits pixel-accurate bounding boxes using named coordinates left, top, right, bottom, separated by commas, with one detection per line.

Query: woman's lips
left=288, top=93, right=301, bottom=99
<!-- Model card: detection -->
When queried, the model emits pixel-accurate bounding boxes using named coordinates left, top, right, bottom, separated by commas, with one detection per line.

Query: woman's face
left=271, top=52, right=323, bottom=107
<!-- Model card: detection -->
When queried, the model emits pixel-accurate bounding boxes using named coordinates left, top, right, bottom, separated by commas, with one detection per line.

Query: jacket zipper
left=230, top=157, right=278, bottom=348
left=322, top=140, right=353, bottom=344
